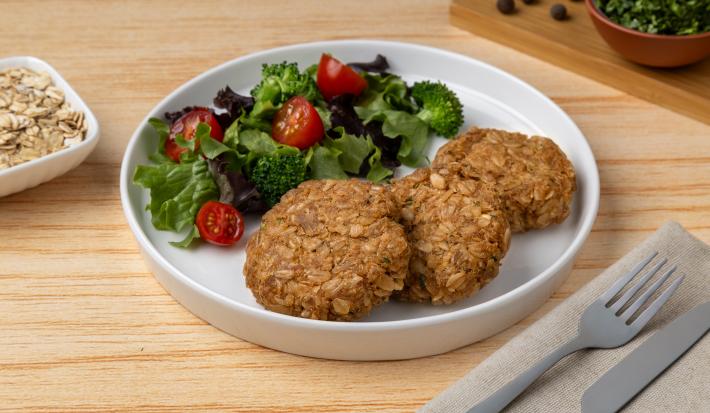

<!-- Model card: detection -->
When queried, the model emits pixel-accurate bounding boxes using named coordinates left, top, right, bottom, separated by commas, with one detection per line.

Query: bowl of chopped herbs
left=586, top=0, right=710, bottom=67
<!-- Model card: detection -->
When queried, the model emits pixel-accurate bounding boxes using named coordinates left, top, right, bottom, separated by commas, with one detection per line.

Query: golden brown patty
left=431, top=127, right=490, bottom=168
left=244, top=179, right=410, bottom=321
left=432, top=127, right=576, bottom=233
left=391, top=168, right=510, bottom=305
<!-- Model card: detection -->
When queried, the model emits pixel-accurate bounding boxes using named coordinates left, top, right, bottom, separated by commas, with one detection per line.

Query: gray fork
left=466, top=252, right=685, bottom=413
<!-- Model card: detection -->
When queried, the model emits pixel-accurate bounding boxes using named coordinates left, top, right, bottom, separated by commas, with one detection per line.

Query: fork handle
left=466, top=335, right=586, bottom=413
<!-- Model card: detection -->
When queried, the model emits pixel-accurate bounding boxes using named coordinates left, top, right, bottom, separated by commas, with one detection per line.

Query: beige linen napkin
left=421, top=221, right=710, bottom=413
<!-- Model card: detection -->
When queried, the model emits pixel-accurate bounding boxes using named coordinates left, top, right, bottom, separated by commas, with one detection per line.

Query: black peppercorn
left=550, top=3, right=567, bottom=20
left=497, top=0, right=516, bottom=15
left=522, top=0, right=535, bottom=4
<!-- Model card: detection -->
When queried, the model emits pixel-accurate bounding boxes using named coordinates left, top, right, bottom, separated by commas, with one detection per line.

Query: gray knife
left=582, top=301, right=710, bottom=413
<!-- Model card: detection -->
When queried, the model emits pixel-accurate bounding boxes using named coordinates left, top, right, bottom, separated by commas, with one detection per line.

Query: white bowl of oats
left=0, top=56, right=99, bottom=197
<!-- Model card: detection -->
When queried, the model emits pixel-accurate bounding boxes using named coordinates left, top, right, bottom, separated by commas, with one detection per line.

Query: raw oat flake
left=0, top=67, right=86, bottom=170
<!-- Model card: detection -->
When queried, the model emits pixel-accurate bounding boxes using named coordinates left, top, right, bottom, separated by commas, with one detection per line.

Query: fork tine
left=599, top=251, right=658, bottom=304
left=609, top=258, right=667, bottom=313
left=629, top=274, right=684, bottom=327
left=620, top=265, right=677, bottom=318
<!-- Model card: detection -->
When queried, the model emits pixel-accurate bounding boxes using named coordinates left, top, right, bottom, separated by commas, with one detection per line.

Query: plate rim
left=120, top=39, right=600, bottom=331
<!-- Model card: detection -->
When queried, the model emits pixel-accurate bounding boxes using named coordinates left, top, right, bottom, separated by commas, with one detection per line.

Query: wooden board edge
left=449, top=2, right=710, bottom=125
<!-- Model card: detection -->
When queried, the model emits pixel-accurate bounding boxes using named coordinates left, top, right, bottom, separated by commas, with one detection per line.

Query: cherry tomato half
left=271, top=96, right=324, bottom=150
left=165, top=108, right=224, bottom=162
left=316, top=54, right=367, bottom=101
left=195, top=201, right=244, bottom=246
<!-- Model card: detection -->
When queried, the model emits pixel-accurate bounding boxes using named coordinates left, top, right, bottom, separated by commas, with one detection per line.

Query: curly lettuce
left=133, top=159, right=218, bottom=233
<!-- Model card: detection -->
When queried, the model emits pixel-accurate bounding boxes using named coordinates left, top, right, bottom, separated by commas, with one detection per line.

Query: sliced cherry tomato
left=316, top=54, right=367, bottom=101
left=271, top=96, right=324, bottom=149
left=196, top=201, right=244, bottom=246
left=165, top=108, right=224, bottom=162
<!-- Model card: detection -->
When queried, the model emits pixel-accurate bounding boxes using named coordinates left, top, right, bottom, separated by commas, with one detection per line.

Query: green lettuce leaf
left=356, top=73, right=417, bottom=113
left=239, top=129, right=284, bottom=155
left=321, top=127, right=392, bottom=182
left=224, top=121, right=299, bottom=157
left=354, top=107, right=429, bottom=167
left=366, top=145, right=393, bottom=183
left=174, top=132, right=195, bottom=152
left=239, top=129, right=300, bottom=168
left=195, top=123, right=247, bottom=172
left=223, top=116, right=243, bottom=149
left=307, top=145, right=348, bottom=180
left=222, top=118, right=301, bottom=173
left=194, top=123, right=233, bottom=160
left=147, top=118, right=173, bottom=164
left=133, top=159, right=219, bottom=233
left=314, top=105, right=332, bottom=131
left=169, top=225, right=201, bottom=248
left=325, top=127, right=373, bottom=174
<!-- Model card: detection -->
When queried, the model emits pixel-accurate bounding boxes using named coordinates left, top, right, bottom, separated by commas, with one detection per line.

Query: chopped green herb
left=595, top=0, right=710, bottom=35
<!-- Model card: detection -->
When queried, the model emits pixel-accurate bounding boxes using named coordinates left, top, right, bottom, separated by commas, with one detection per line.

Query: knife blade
left=581, top=301, right=710, bottom=413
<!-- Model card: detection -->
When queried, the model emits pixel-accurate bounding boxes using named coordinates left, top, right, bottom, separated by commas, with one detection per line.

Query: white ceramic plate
left=120, top=40, right=599, bottom=360
left=0, top=56, right=100, bottom=197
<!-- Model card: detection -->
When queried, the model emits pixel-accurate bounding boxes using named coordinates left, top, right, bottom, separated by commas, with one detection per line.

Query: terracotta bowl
left=585, top=0, right=710, bottom=68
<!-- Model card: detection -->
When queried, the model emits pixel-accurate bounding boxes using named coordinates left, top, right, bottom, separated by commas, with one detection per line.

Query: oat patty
left=244, top=179, right=410, bottom=321
left=391, top=168, right=510, bottom=305
left=432, top=128, right=576, bottom=232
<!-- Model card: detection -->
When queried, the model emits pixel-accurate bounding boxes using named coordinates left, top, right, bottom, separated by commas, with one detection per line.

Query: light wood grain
left=1, top=1, right=709, bottom=412
left=450, top=0, right=710, bottom=125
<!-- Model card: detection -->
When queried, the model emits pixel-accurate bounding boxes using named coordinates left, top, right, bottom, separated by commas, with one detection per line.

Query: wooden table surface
left=1, top=1, right=708, bottom=412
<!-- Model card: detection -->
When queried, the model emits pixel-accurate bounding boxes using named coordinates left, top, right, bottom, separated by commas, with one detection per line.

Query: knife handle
left=466, top=335, right=586, bottom=413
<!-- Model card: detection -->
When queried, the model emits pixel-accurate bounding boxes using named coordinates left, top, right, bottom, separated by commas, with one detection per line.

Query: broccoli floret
left=250, top=62, right=319, bottom=106
left=250, top=153, right=308, bottom=207
left=246, top=62, right=320, bottom=128
left=410, top=81, right=464, bottom=139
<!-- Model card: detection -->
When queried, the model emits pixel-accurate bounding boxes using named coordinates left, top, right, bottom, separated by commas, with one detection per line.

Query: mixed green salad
left=133, top=53, right=464, bottom=247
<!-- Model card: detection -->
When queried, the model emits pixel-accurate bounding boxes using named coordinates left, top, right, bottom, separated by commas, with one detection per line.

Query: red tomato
left=166, top=108, right=224, bottom=162
left=271, top=96, right=324, bottom=149
left=196, top=201, right=244, bottom=246
left=316, top=54, right=367, bottom=101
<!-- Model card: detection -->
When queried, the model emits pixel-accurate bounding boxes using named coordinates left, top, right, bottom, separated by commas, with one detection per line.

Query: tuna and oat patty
left=391, top=168, right=510, bottom=305
left=432, top=127, right=576, bottom=233
left=244, top=179, right=410, bottom=321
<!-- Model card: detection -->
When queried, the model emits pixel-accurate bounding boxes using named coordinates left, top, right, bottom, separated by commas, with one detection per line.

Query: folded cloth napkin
left=421, top=221, right=710, bottom=413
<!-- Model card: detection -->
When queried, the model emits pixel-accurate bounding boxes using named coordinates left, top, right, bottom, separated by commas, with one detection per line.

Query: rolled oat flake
left=0, top=67, right=86, bottom=170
